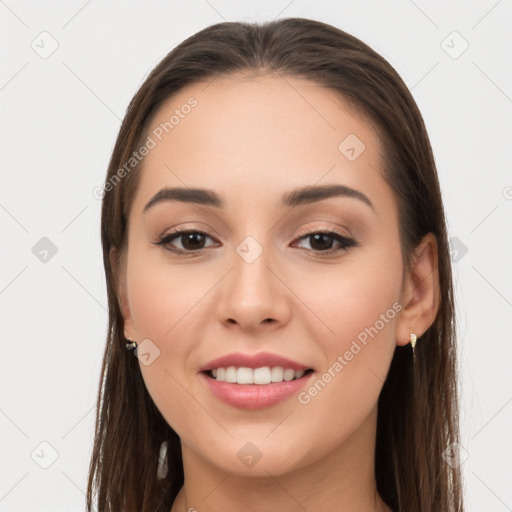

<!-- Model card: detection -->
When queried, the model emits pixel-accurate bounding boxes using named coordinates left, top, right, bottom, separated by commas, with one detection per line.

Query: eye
left=293, top=230, right=357, bottom=255
left=154, top=229, right=218, bottom=254
left=154, top=228, right=357, bottom=256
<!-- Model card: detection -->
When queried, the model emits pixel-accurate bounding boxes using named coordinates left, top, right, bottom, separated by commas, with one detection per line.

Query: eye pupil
left=310, top=233, right=333, bottom=251
left=182, top=232, right=205, bottom=250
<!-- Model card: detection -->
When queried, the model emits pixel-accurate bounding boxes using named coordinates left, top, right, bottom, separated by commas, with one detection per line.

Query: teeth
left=237, top=367, right=254, bottom=384
left=271, top=366, right=284, bottom=382
left=210, top=366, right=308, bottom=384
left=253, top=367, right=271, bottom=384
left=225, top=366, right=237, bottom=383
left=283, top=368, right=295, bottom=381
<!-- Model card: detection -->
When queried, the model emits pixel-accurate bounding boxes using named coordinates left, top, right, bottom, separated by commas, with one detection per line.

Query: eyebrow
left=143, top=184, right=375, bottom=213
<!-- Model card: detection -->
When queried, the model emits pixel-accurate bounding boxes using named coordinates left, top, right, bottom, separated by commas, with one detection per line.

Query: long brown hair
left=87, top=17, right=464, bottom=512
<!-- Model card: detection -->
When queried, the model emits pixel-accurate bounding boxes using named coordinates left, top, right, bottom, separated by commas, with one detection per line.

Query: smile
left=200, top=369, right=314, bottom=410
left=207, top=366, right=312, bottom=384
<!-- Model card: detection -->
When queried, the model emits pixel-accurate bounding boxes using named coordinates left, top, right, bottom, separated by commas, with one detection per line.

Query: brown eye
left=177, top=232, right=207, bottom=251
left=294, top=231, right=357, bottom=254
left=155, top=230, right=217, bottom=253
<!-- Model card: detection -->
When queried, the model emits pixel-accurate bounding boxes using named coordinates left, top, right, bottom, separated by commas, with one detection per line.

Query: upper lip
left=199, top=351, right=312, bottom=372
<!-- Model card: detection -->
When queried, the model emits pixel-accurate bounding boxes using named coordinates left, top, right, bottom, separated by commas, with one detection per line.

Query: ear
left=110, top=246, right=137, bottom=341
left=396, top=232, right=441, bottom=346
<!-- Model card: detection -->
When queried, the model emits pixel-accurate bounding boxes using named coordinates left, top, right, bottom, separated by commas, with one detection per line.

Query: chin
left=197, top=436, right=318, bottom=478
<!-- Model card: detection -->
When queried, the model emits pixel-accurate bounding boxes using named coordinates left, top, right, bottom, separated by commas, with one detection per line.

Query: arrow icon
left=236, top=236, right=263, bottom=263
left=135, top=339, right=161, bottom=366
left=440, top=31, right=469, bottom=59
left=237, top=441, right=262, bottom=467
left=339, top=134, right=365, bottom=161
left=31, top=441, right=59, bottom=469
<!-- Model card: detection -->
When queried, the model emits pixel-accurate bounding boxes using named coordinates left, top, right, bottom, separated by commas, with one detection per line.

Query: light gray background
left=1, top=1, right=511, bottom=510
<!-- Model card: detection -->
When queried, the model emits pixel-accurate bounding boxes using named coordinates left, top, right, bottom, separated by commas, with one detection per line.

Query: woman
left=87, top=17, right=465, bottom=512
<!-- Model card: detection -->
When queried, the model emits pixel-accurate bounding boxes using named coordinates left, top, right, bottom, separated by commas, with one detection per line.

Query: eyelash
left=154, top=228, right=358, bottom=256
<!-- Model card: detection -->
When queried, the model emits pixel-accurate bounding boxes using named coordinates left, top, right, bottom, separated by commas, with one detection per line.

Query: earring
left=157, top=441, right=169, bottom=480
left=125, top=339, right=137, bottom=351
left=410, top=333, right=417, bottom=360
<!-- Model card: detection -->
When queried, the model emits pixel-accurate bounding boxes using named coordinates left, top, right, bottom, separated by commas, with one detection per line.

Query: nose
left=214, top=240, right=292, bottom=332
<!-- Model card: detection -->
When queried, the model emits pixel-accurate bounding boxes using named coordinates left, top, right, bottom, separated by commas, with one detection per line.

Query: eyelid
left=297, top=223, right=354, bottom=239
left=165, top=222, right=222, bottom=239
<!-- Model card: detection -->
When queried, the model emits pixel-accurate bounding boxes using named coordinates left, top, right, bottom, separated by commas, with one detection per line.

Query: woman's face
left=119, top=73, right=410, bottom=476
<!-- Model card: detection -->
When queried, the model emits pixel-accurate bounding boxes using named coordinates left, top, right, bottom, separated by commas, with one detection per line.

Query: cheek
left=295, top=248, right=403, bottom=349
left=125, top=251, right=215, bottom=428
left=291, top=247, right=402, bottom=416
left=126, top=250, right=209, bottom=340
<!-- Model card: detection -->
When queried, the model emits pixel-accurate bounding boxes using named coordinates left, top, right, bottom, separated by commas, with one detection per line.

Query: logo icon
left=31, top=441, right=59, bottom=469
left=32, top=237, right=58, bottom=263
left=134, top=338, right=161, bottom=366
left=236, top=236, right=263, bottom=264
left=449, top=237, right=468, bottom=263
left=338, top=134, right=366, bottom=161
left=441, top=31, right=469, bottom=60
left=31, top=31, right=59, bottom=59
left=442, top=442, right=469, bottom=468
left=237, top=442, right=262, bottom=468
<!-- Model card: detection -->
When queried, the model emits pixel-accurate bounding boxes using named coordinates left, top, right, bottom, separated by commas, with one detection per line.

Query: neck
left=171, top=406, right=391, bottom=512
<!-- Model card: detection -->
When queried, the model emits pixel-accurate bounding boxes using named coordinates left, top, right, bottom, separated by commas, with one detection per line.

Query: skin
left=117, top=72, right=439, bottom=512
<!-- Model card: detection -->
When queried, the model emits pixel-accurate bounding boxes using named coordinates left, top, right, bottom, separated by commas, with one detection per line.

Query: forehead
left=146, top=72, right=379, bottom=156
left=130, top=73, right=392, bottom=217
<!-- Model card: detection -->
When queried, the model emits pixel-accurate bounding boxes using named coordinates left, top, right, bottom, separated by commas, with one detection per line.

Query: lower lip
left=199, top=371, right=314, bottom=410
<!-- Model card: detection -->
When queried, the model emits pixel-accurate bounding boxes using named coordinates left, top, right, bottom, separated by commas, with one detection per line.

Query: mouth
left=199, top=367, right=315, bottom=410
left=203, top=367, right=315, bottom=385
left=198, top=351, right=315, bottom=409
